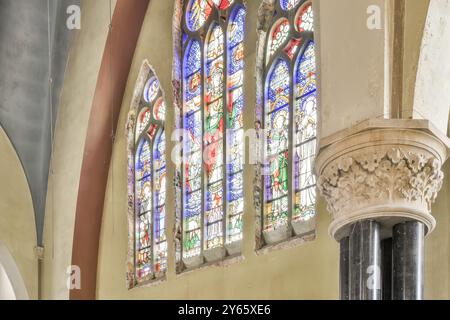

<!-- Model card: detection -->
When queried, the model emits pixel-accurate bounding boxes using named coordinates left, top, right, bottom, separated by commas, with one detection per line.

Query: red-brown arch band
left=70, top=0, right=150, bottom=300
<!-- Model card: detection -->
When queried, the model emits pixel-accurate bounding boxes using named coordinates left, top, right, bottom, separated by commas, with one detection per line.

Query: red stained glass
left=296, top=1, right=314, bottom=32
left=267, top=18, right=290, bottom=63
left=284, top=38, right=302, bottom=60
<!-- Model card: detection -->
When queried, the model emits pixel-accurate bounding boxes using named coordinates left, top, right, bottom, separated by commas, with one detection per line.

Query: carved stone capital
left=315, top=120, right=450, bottom=240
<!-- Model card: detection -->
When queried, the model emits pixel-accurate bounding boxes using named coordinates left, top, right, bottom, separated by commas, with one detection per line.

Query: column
left=315, top=121, right=448, bottom=300
left=381, top=238, right=393, bottom=300
left=392, top=221, right=425, bottom=300
left=339, top=237, right=350, bottom=300
left=348, top=220, right=381, bottom=300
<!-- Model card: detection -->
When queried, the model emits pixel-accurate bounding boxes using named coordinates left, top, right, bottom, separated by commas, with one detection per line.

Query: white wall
left=0, top=264, right=16, bottom=300
left=0, top=126, right=37, bottom=299
left=413, top=0, right=450, bottom=134
left=0, top=245, right=29, bottom=300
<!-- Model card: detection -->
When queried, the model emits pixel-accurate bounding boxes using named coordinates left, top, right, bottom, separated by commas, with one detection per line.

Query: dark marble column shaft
left=349, top=220, right=382, bottom=300
left=381, top=238, right=393, bottom=300
left=340, top=237, right=350, bottom=300
left=392, top=221, right=425, bottom=300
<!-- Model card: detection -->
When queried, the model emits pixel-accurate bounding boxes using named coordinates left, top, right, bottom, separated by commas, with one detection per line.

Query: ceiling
left=0, top=0, right=80, bottom=245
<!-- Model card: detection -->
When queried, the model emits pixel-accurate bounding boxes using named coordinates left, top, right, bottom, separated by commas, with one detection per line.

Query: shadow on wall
left=0, top=244, right=29, bottom=300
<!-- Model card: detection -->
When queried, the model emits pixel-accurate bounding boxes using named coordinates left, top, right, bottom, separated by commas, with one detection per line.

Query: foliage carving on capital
left=318, top=148, right=445, bottom=216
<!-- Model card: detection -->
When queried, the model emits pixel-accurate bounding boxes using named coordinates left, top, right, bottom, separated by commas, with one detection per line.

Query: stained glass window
left=132, top=68, right=167, bottom=284
left=179, top=0, right=246, bottom=269
left=260, top=0, right=316, bottom=245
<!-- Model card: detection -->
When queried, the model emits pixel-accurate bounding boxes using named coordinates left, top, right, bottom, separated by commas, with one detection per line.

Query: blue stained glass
left=154, top=131, right=166, bottom=167
left=206, top=58, right=224, bottom=103
left=228, top=7, right=246, bottom=48
left=181, top=1, right=247, bottom=256
left=186, top=0, right=213, bottom=32
left=295, top=90, right=317, bottom=139
left=228, top=172, right=243, bottom=202
left=143, top=77, right=160, bottom=103
left=266, top=105, right=289, bottom=156
left=227, top=129, right=244, bottom=173
left=185, top=153, right=202, bottom=191
left=184, top=190, right=202, bottom=218
left=225, top=6, right=246, bottom=245
left=154, top=206, right=166, bottom=241
left=153, top=131, right=166, bottom=230
left=228, top=44, right=244, bottom=77
left=228, top=87, right=244, bottom=129
left=207, top=25, right=224, bottom=62
left=183, top=38, right=203, bottom=251
left=184, top=111, right=202, bottom=154
left=185, top=72, right=202, bottom=106
left=184, top=41, right=202, bottom=114
left=228, top=7, right=245, bottom=92
left=261, top=0, right=316, bottom=235
left=135, top=136, right=153, bottom=280
left=280, top=0, right=301, bottom=11
left=184, top=40, right=202, bottom=76
left=153, top=129, right=167, bottom=274
left=137, top=176, right=152, bottom=215
left=267, top=59, right=290, bottom=113
left=295, top=41, right=316, bottom=98
left=136, top=139, right=152, bottom=180
left=134, top=68, right=168, bottom=281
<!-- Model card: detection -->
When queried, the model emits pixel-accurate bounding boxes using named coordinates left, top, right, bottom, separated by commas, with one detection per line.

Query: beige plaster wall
left=413, top=0, right=450, bottom=134
left=0, top=127, right=37, bottom=299
left=426, top=161, right=450, bottom=299
left=41, top=0, right=115, bottom=299
left=84, top=0, right=447, bottom=299
left=407, top=1, right=450, bottom=298
left=316, top=0, right=388, bottom=138
left=402, top=0, right=430, bottom=116
left=96, top=0, right=340, bottom=300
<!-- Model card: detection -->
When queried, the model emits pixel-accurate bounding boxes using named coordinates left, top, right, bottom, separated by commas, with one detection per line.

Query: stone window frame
left=171, top=0, right=248, bottom=274
left=125, top=60, right=168, bottom=289
left=254, top=0, right=317, bottom=252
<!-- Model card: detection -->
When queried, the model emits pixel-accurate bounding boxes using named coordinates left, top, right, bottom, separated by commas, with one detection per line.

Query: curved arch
left=70, top=0, right=150, bottom=300
left=0, top=125, right=37, bottom=299
left=0, top=244, right=29, bottom=300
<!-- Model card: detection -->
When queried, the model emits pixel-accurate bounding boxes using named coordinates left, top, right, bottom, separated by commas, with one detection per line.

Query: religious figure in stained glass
left=177, top=0, right=247, bottom=269
left=127, top=63, right=167, bottom=286
left=258, top=0, right=317, bottom=245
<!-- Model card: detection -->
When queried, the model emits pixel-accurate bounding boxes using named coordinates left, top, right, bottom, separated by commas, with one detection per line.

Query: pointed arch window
left=177, top=0, right=247, bottom=269
left=257, top=0, right=317, bottom=246
left=127, top=63, right=167, bottom=286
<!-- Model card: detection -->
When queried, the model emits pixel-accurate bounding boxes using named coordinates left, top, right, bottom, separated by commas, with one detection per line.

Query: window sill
left=131, top=274, right=167, bottom=290
left=176, top=253, right=245, bottom=277
left=255, top=231, right=316, bottom=256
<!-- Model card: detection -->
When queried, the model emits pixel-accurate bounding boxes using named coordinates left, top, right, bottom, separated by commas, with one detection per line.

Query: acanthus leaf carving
left=318, top=147, right=445, bottom=218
